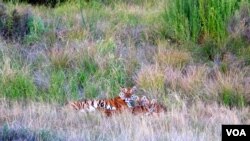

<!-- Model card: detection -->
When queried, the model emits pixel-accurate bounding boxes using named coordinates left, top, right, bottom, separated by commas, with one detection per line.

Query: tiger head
left=148, top=99, right=167, bottom=114
left=130, top=95, right=151, bottom=108
left=119, top=86, right=137, bottom=108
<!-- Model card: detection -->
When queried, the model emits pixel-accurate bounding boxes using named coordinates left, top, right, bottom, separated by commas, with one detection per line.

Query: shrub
left=24, top=15, right=45, bottom=44
left=0, top=4, right=45, bottom=43
left=162, top=0, right=242, bottom=43
left=0, top=7, right=30, bottom=41
left=0, top=73, right=37, bottom=100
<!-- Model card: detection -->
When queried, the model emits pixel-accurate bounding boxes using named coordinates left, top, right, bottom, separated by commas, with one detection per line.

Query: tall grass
left=0, top=1, right=249, bottom=140
left=0, top=100, right=249, bottom=141
left=163, top=0, right=243, bottom=43
left=0, top=58, right=37, bottom=100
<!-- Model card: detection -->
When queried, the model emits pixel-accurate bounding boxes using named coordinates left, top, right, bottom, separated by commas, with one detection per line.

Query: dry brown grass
left=0, top=99, right=249, bottom=141
left=204, top=67, right=247, bottom=101
left=135, top=65, right=165, bottom=96
left=164, top=65, right=207, bottom=96
left=155, top=42, right=192, bottom=68
left=48, top=46, right=74, bottom=69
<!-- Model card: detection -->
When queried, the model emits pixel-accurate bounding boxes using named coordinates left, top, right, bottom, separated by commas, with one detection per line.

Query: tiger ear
left=119, top=91, right=125, bottom=98
left=121, top=87, right=128, bottom=93
left=130, top=86, right=137, bottom=93
left=141, top=96, right=149, bottom=104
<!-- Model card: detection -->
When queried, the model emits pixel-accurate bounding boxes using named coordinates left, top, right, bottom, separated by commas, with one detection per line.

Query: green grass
left=0, top=72, right=37, bottom=100
left=162, top=0, right=243, bottom=43
left=221, top=88, right=246, bottom=108
left=24, top=15, right=45, bottom=44
left=0, top=0, right=249, bottom=108
left=0, top=0, right=250, bottom=140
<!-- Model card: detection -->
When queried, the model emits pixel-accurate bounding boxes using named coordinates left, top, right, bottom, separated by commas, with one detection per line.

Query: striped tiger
left=131, top=95, right=166, bottom=116
left=68, top=86, right=137, bottom=116
left=131, top=95, right=151, bottom=115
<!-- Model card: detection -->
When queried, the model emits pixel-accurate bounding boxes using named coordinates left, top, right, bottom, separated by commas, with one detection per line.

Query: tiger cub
left=68, top=86, right=137, bottom=115
left=147, top=99, right=167, bottom=116
left=131, top=95, right=151, bottom=115
left=131, top=96, right=166, bottom=116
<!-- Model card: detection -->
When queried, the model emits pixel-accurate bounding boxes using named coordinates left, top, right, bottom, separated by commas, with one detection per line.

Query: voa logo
left=226, top=129, right=246, bottom=136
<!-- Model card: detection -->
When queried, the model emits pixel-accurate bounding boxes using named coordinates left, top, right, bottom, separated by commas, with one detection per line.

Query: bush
left=24, top=15, right=45, bottom=44
left=0, top=72, right=37, bottom=100
left=0, top=3, right=45, bottom=43
left=162, top=0, right=243, bottom=43
left=0, top=58, right=37, bottom=100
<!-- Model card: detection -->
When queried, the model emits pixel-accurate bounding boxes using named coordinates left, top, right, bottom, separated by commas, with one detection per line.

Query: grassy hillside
left=0, top=0, right=250, bottom=140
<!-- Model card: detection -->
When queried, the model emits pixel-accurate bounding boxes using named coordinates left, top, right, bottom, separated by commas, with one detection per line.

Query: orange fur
left=68, top=86, right=137, bottom=116
left=131, top=96, right=166, bottom=116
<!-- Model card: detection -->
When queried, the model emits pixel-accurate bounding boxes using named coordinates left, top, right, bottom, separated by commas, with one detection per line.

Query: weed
left=220, top=87, right=246, bottom=107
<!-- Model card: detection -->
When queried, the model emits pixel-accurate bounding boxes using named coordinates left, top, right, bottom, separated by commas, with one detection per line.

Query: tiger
left=131, top=95, right=166, bottom=116
left=131, top=95, right=151, bottom=115
left=68, top=86, right=137, bottom=116
left=147, top=98, right=167, bottom=116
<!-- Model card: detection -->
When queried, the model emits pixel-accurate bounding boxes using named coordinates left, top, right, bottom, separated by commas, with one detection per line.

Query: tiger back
left=67, top=86, right=137, bottom=115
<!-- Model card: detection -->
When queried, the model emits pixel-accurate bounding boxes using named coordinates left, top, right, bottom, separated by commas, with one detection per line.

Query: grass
left=0, top=99, right=249, bottom=141
left=162, top=0, right=242, bottom=43
left=0, top=0, right=250, bottom=140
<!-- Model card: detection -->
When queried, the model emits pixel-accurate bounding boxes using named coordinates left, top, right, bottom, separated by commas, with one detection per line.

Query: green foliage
left=193, top=39, right=221, bottom=62
left=78, top=40, right=128, bottom=98
left=48, top=70, right=67, bottom=103
left=162, top=0, right=242, bottom=43
left=116, top=13, right=140, bottom=26
left=24, top=16, right=45, bottom=44
left=220, top=88, right=246, bottom=108
left=0, top=3, right=45, bottom=44
left=0, top=72, right=37, bottom=100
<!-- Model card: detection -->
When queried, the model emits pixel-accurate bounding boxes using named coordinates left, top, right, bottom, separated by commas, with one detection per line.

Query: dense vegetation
left=0, top=0, right=250, bottom=140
